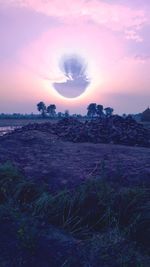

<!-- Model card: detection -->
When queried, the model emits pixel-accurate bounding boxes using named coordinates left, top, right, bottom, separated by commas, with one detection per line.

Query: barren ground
left=0, top=129, right=149, bottom=191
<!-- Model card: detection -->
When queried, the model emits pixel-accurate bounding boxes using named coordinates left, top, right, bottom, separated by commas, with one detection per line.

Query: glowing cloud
left=0, top=0, right=150, bottom=114
left=1, top=0, right=148, bottom=41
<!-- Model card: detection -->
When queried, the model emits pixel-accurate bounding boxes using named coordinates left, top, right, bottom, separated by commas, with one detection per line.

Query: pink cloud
left=125, top=29, right=143, bottom=42
left=129, top=54, right=150, bottom=64
left=0, top=0, right=149, bottom=114
left=2, top=0, right=148, bottom=41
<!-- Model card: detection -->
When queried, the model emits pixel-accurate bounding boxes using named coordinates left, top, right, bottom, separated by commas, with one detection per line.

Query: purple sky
left=0, top=0, right=150, bottom=114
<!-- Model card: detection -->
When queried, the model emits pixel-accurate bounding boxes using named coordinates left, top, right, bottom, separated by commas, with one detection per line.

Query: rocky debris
left=11, top=116, right=150, bottom=148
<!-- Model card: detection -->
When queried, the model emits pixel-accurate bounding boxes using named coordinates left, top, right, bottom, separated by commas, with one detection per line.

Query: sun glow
left=42, top=48, right=101, bottom=100
left=16, top=21, right=124, bottom=109
left=0, top=0, right=149, bottom=115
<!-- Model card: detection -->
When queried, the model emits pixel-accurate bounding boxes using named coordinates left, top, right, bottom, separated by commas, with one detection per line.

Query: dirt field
left=0, top=123, right=150, bottom=267
left=0, top=129, right=149, bottom=191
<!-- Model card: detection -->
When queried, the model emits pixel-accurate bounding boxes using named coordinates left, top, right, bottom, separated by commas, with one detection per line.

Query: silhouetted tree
left=47, top=104, right=56, bottom=118
left=37, top=102, right=46, bottom=118
left=96, top=104, right=104, bottom=118
left=87, top=103, right=97, bottom=118
left=58, top=112, right=63, bottom=119
left=104, top=107, right=114, bottom=117
left=64, top=110, right=69, bottom=118
left=122, top=113, right=127, bottom=118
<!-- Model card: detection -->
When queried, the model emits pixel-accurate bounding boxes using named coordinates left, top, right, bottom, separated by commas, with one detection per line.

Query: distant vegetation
left=0, top=102, right=149, bottom=122
left=87, top=103, right=114, bottom=118
left=0, top=113, right=41, bottom=120
left=36, top=101, right=115, bottom=119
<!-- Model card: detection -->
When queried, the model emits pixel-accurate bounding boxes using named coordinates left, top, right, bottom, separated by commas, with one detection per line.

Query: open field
left=0, top=118, right=149, bottom=266
left=0, top=129, right=150, bottom=189
left=0, top=126, right=150, bottom=266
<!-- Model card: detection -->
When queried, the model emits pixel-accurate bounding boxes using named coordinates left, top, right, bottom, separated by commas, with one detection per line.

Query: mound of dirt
left=11, top=116, right=150, bottom=147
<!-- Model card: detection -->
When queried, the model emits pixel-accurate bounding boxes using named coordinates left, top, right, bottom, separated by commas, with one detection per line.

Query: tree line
left=87, top=103, right=113, bottom=118
left=37, top=101, right=114, bottom=118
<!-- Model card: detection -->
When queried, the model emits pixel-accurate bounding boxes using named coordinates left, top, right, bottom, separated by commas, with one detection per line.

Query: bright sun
left=52, top=54, right=90, bottom=99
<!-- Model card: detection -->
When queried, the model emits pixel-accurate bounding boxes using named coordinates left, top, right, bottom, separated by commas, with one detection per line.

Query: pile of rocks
left=56, top=116, right=150, bottom=147
left=13, top=116, right=150, bottom=147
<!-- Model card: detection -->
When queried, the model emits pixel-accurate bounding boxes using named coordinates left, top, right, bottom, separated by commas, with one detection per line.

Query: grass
left=0, top=162, right=149, bottom=266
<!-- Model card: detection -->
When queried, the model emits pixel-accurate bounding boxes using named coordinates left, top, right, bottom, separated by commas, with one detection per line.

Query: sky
left=0, top=0, right=150, bottom=115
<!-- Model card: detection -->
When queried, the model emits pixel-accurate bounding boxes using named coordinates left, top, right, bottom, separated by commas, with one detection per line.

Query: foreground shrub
left=0, top=162, right=22, bottom=203
left=114, top=187, right=150, bottom=250
left=84, top=228, right=150, bottom=267
left=32, top=180, right=116, bottom=238
left=0, top=163, right=149, bottom=266
left=14, top=180, right=41, bottom=205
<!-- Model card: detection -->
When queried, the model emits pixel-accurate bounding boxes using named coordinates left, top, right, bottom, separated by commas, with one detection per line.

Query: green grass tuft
left=0, top=162, right=149, bottom=266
